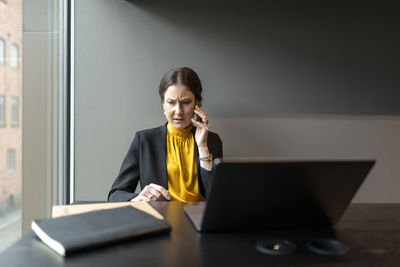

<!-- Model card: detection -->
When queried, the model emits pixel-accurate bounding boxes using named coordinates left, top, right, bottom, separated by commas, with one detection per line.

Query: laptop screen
left=195, top=159, right=375, bottom=232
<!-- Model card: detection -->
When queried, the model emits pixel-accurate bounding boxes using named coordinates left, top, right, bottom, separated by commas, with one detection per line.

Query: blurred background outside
left=0, top=0, right=22, bottom=253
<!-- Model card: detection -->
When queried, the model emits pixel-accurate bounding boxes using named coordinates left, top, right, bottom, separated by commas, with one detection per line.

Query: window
left=7, top=150, right=15, bottom=172
left=11, top=97, right=19, bottom=126
left=0, top=39, right=4, bottom=64
left=0, top=0, right=22, bottom=254
left=0, top=96, right=5, bottom=125
left=10, top=44, right=18, bottom=68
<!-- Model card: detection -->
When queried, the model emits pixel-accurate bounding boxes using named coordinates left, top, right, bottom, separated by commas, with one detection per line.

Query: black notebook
left=31, top=206, right=171, bottom=256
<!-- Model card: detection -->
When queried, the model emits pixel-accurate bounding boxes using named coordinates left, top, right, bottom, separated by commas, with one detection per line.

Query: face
left=162, top=84, right=196, bottom=129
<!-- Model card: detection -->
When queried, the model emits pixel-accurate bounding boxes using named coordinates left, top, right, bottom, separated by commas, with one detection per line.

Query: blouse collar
left=167, top=122, right=193, bottom=138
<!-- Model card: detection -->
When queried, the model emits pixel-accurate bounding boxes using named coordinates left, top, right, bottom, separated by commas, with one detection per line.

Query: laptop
left=184, top=158, right=375, bottom=232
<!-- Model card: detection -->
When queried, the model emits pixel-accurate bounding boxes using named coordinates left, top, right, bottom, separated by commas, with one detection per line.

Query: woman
left=108, top=67, right=223, bottom=202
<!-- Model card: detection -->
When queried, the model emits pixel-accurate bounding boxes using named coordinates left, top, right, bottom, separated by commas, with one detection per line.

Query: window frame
left=21, top=0, right=71, bottom=235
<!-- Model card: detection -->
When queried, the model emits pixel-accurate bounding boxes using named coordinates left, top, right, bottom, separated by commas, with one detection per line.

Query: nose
left=175, top=103, right=183, bottom=114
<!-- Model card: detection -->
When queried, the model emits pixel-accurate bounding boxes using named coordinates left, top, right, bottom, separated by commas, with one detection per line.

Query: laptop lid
left=189, top=159, right=375, bottom=232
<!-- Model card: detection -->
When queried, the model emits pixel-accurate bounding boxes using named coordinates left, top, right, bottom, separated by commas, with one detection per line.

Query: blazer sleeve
left=199, top=132, right=223, bottom=199
left=108, top=132, right=141, bottom=202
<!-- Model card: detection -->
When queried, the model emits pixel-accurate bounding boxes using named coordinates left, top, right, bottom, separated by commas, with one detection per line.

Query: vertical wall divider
left=58, top=0, right=74, bottom=205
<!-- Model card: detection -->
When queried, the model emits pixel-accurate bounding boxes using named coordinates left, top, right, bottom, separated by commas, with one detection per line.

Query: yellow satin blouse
left=166, top=123, right=201, bottom=202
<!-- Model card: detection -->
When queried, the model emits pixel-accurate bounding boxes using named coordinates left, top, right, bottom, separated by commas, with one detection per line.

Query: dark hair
left=159, top=67, right=203, bottom=105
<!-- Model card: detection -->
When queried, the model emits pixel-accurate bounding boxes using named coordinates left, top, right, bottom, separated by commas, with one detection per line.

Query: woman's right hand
left=130, top=183, right=171, bottom=202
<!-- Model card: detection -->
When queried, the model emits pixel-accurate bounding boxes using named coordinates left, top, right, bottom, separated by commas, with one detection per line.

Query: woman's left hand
left=191, top=105, right=209, bottom=147
left=191, top=105, right=212, bottom=171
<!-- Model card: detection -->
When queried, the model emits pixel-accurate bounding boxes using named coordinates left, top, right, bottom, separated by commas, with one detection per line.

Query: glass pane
left=7, top=150, right=15, bottom=172
left=11, top=97, right=18, bottom=125
left=0, top=0, right=22, bottom=253
left=0, top=96, right=4, bottom=125
left=10, top=44, right=18, bottom=68
left=0, top=39, right=4, bottom=64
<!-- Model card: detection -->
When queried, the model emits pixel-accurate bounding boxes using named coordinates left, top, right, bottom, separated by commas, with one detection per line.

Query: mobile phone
left=193, top=113, right=202, bottom=122
left=193, top=100, right=202, bottom=122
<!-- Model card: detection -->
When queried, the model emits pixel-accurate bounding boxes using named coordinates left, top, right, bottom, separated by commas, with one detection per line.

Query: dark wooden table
left=0, top=202, right=399, bottom=267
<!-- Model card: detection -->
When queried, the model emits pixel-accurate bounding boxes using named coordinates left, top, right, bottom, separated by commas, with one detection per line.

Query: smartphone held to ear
left=193, top=100, right=202, bottom=122
left=193, top=114, right=202, bottom=122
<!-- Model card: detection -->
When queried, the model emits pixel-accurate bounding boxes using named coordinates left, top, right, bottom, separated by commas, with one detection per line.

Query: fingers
left=192, top=118, right=209, bottom=129
left=194, top=106, right=208, bottom=123
left=192, top=106, right=210, bottom=131
left=142, top=186, right=159, bottom=201
left=136, top=184, right=171, bottom=202
left=149, top=183, right=171, bottom=200
left=147, top=186, right=161, bottom=199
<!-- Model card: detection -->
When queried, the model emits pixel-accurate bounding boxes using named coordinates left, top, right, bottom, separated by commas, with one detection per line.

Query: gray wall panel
left=74, top=0, right=400, bottom=202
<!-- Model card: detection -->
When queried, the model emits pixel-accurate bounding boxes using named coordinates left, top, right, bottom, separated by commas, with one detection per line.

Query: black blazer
left=108, top=124, right=223, bottom=202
